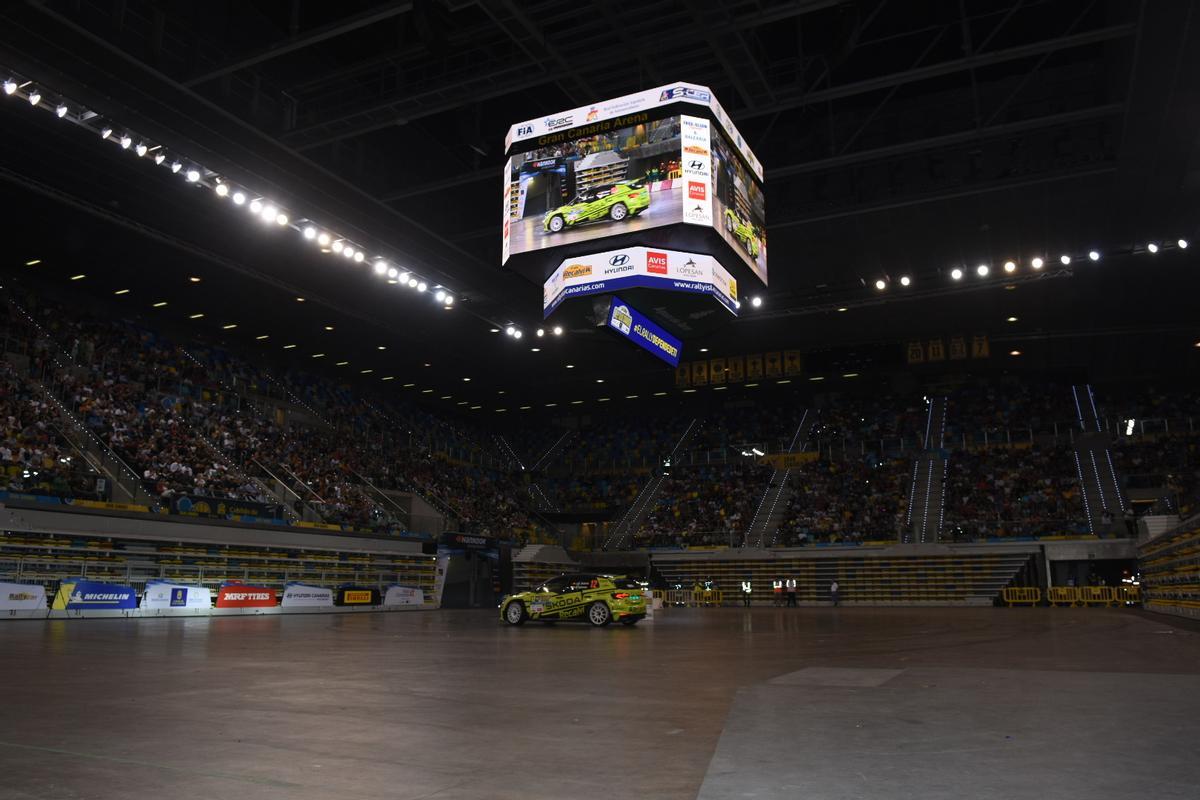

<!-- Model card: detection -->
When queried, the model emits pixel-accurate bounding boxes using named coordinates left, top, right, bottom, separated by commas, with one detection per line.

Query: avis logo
left=609, top=254, right=630, bottom=267
left=516, top=124, right=533, bottom=136
left=688, top=181, right=707, bottom=200
left=646, top=251, right=668, bottom=275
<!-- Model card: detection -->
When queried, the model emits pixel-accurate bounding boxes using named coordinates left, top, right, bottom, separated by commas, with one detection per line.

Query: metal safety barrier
left=1078, top=586, right=1117, bottom=606
left=1002, top=587, right=1042, bottom=606
left=664, top=590, right=725, bottom=607
left=1047, top=586, right=1079, bottom=606
left=1114, top=585, right=1141, bottom=605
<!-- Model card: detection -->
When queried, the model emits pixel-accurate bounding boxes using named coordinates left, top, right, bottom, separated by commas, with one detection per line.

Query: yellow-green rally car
left=544, top=181, right=650, bottom=233
left=723, top=208, right=761, bottom=258
left=501, top=574, right=646, bottom=627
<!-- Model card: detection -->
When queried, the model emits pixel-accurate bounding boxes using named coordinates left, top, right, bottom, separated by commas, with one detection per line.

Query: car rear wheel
left=609, top=202, right=628, bottom=221
left=724, top=214, right=734, bottom=231
left=504, top=601, right=527, bottom=626
left=548, top=215, right=565, bottom=232
left=586, top=601, right=612, bottom=627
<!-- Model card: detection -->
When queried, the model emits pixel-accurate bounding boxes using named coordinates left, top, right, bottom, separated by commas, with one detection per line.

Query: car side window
left=541, top=576, right=571, bottom=594
left=566, top=576, right=596, bottom=593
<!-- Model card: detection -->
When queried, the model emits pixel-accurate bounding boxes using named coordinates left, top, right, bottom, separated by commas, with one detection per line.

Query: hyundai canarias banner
left=215, top=584, right=276, bottom=608
left=51, top=580, right=138, bottom=610
left=280, top=583, right=334, bottom=608
left=384, top=585, right=425, bottom=606
left=544, top=246, right=738, bottom=316
left=606, top=296, right=683, bottom=367
left=142, top=582, right=213, bottom=610
left=0, top=581, right=46, bottom=611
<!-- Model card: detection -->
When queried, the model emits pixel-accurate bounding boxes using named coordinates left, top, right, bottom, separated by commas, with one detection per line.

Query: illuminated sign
left=606, top=296, right=682, bottom=367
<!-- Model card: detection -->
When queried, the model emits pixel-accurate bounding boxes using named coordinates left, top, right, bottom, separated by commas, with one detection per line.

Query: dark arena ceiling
left=0, top=1, right=1198, bottom=411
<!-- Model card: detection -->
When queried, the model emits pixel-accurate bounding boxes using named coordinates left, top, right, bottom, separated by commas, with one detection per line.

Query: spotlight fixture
left=1003, top=261, right=1016, bottom=273
left=154, top=153, right=166, bottom=166
left=1060, top=254, right=1071, bottom=265
left=513, top=329, right=522, bottom=339
left=1178, top=239, right=1189, bottom=249
left=407, top=277, right=418, bottom=288
left=1147, top=243, right=1159, bottom=254
left=553, top=326, right=563, bottom=336
left=353, top=250, right=364, bottom=262
left=260, top=205, right=277, bottom=222
left=100, top=126, right=113, bottom=139
left=185, top=169, right=200, bottom=183
left=505, top=326, right=515, bottom=337
left=277, top=213, right=289, bottom=226
left=27, top=89, right=40, bottom=106
left=342, top=246, right=354, bottom=259
left=2, top=79, right=17, bottom=95
left=317, top=232, right=331, bottom=246
left=231, top=191, right=245, bottom=205
left=1088, top=250, right=1100, bottom=261
left=378, top=264, right=392, bottom=277
left=950, top=268, right=963, bottom=280
left=444, top=295, right=454, bottom=305
left=170, top=162, right=182, bottom=174
left=303, top=226, right=316, bottom=240
left=751, top=295, right=763, bottom=307
left=1031, top=257, right=1044, bottom=269
left=119, top=135, right=132, bottom=149
left=214, top=183, right=229, bottom=197
left=331, top=240, right=344, bottom=253
left=874, top=279, right=886, bottom=291
left=135, top=142, right=148, bottom=158
left=899, top=276, right=911, bottom=286
left=976, top=264, right=989, bottom=277
left=1009, top=349, right=1022, bottom=356
left=55, top=104, right=68, bottom=118
left=417, top=281, right=427, bottom=292
left=249, top=199, right=263, bottom=214
left=435, top=290, right=446, bottom=302
left=536, top=328, right=545, bottom=337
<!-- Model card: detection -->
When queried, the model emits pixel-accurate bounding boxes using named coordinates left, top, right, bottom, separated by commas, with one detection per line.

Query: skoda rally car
left=543, top=181, right=650, bottom=233
left=500, top=574, right=646, bottom=627
left=723, top=208, right=761, bottom=259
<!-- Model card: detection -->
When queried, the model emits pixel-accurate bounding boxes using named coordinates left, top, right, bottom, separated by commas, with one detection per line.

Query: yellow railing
left=1078, top=586, right=1117, bottom=606
left=1047, top=586, right=1079, bottom=606
left=1002, top=586, right=1041, bottom=606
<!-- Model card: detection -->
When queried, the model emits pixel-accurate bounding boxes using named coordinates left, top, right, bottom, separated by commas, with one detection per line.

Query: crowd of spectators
left=635, top=463, right=765, bottom=548
left=774, top=456, right=908, bottom=545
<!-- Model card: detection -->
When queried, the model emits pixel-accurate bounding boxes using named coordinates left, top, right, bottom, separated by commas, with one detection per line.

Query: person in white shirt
left=741, top=578, right=752, bottom=607
left=830, top=580, right=840, bottom=607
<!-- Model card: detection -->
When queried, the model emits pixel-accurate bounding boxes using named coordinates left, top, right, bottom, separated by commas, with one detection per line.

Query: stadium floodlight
left=260, top=205, right=277, bottom=222
left=416, top=281, right=427, bottom=292
left=1003, top=260, right=1016, bottom=273
left=170, top=161, right=182, bottom=174
left=536, top=328, right=545, bottom=337
left=119, top=134, right=132, bottom=149
left=249, top=199, right=262, bottom=214
left=331, top=240, right=344, bottom=253
left=277, top=213, right=289, bottom=226
left=378, top=263, right=392, bottom=277
left=552, top=325, right=563, bottom=336
left=444, top=295, right=454, bottom=305
left=899, top=276, right=911, bottom=286
left=353, top=250, right=364, bottom=262
left=1087, top=250, right=1100, bottom=261
left=2, top=79, right=17, bottom=95
left=185, top=169, right=201, bottom=183
left=100, top=126, right=113, bottom=139
left=1178, top=239, right=1189, bottom=249
left=55, top=104, right=68, bottom=118
left=950, top=268, right=963, bottom=280
left=27, top=90, right=41, bottom=106
left=751, top=295, right=763, bottom=307
left=303, top=226, right=316, bottom=240
left=874, top=279, right=886, bottom=291
left=512, top=329, right=522, bottom=339
left=976, top=264, right=989, bottom=277
left=505, top=326, right=515, bottom=337
left=1031, top=257, right=1044, bottom=269
left=1147, top=242, right=1159, bottom=254
left=317, top=232, right=331, bottom=246
left=1060, top=254, right=1071, bottom=265
left=154, top=152, right=166, bottom=165
left=342, top=246, right=354, bottom=259
left=134, top=142, right=147, bottom=157
left=232, top=191, right=245, bottom=205
left=435, top=290, right=446, bottom=302
left=215, top=183, right=230, bottom=197
left=407, top=277, right=419, bottom=288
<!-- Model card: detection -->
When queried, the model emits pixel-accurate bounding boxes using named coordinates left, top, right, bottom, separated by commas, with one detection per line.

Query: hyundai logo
left=689, top=160, right=704, bottom=170
left=609, top=254, right=630, bottom=266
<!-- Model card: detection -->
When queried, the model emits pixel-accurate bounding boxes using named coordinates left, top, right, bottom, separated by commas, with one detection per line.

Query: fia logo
left=516, top=124, right=533, bottom=137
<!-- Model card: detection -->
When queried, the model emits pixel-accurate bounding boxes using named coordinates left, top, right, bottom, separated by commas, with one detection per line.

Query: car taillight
left=612, top=592, right=631, bottom=600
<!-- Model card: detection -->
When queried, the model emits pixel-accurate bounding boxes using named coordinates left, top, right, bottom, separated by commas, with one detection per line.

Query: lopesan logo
left=646, top=251, right=668, bottom=275
left=563, top=263, right=593, bottom=280
left=678, top=258, right=705, bottom=278
left=688, top=181, right=707, bottom=200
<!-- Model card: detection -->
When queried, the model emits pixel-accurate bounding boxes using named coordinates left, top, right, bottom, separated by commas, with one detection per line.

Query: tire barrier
left=1001, top=587, right=1041, bottom=606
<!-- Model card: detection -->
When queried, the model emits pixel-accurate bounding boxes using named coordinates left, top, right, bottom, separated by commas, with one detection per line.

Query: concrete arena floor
left=1, top=608, right=1198, bottom=800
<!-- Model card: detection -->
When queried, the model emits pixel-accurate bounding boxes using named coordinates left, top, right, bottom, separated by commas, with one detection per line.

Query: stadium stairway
left=604, top=418, right=699, bottom=549
left=652, top=545, right=1037, bottom=606
left=905, top=396, right=948, bottom=544
left=747, top=410, right=813, bottom=547
left=1071, top=385, right=1127, bottom=535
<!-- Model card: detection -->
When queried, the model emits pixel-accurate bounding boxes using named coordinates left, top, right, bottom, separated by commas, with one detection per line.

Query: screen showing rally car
left=504, top=116, right=684, bottom=257
left=711, top=127, right=767, bottom=285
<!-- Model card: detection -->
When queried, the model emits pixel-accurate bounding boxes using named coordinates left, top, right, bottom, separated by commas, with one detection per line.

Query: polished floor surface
left=1, top=607, right=1198, bottom=799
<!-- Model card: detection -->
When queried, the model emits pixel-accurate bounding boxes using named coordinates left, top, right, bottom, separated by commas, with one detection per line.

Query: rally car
left=543, top=181, right=650, bottom=233
left=500, top=573, right=646, bottom=627
left=723, top=208, right=761, bottom=259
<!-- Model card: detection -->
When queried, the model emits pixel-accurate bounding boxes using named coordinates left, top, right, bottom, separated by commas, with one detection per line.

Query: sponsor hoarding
left=51, top=580, right=138, bottom=610
left=543, top=246, right=738, bottom=316
left=606, top=296, right=683, bottom=367
left=0, top=581, right=46, bottom=611
left=280, top=583, right=334, bottom=609
left=335, top=587, right=381, bottom=607
left=142, top=582, right=213, bottom=610
left=215, top=584, right=277, bottom=608
left=383, top=586, right=425, bottom=606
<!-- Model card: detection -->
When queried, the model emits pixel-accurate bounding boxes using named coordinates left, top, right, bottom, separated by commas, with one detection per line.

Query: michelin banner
left=281, top=583, right=334, bottom=608
left=0, top=582, right=46, bottom=611
left=142, top=582, right=213, bottom=610
left=51, top=580, right=138, bottom=610
left=544, top=245, right=738, bottom=317
left=384, top=585, right=425, bottom=607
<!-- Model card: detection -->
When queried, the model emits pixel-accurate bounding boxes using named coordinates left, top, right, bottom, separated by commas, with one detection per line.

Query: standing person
left=830, top=579, right=840, bottom=607
left=772, top=578, right=783, bottom=607
left=741, top=577, right=752, bottom=607
left=786, top=577, right=797, bottom=607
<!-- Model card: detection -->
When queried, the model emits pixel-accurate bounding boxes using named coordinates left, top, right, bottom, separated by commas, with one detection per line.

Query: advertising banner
left=605, top=295, right=683, bottom=367
left=171, top=494, right=284, bottom=520
left=280, top=583, right=333, bottom=608
left=679, top=114, right=713, bottom=228
left=335, top=587, right=381, bottom=607
left=543, top=246, right=738, bottom=317
left=142, top=582, right=212, bottom=610
left=51, top=580, right=138, bottom=610
left=0, top=582, right=46, bottom=611
left=383, top=585, right=425, bottom=607
left=215, top=584, right=276, bottom=608
left=760, top=452, right=820, bottom=469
